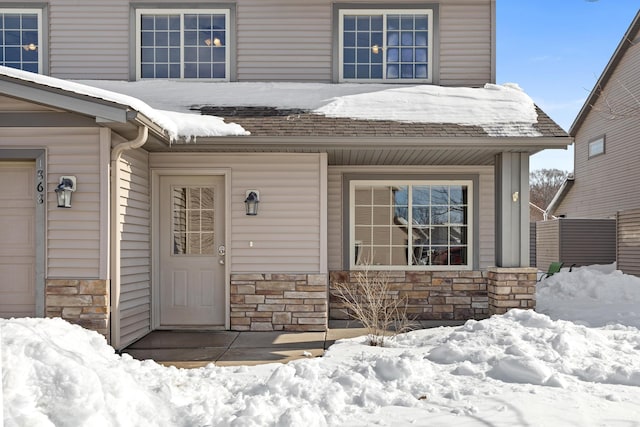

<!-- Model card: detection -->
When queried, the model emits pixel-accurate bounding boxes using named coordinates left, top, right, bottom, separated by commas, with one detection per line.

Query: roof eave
left=569, top=10, right=640, bottom=136
left=0, top=74, right=132, bottom=123
left=173, top=135, right=571, bottom=152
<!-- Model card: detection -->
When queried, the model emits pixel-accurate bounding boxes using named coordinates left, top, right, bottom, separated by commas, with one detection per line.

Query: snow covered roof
left=0, top=66, right=248, bottom=140
left=80, top=80, right=566, bottom=138
left=0, top=65, right=567, bottom=141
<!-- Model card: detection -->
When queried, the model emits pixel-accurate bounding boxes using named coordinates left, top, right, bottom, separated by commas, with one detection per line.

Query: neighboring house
left=549, top=10, right=640, bottom=219
left=0, top=0, right=570, bottom=350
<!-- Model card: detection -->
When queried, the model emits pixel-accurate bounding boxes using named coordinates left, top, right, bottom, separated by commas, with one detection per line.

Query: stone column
left=487, top=267, right=537, bottom=315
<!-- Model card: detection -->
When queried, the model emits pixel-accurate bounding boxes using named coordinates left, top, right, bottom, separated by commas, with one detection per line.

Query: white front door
left=159, top=175, right=225, bottom=327
left=0, top=161, right=36, bottom=318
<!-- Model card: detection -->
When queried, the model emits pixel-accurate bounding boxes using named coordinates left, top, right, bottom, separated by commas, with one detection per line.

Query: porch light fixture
left=55, top=176, right=77, bottom=208
left=244, top=190, right=260, bottom=216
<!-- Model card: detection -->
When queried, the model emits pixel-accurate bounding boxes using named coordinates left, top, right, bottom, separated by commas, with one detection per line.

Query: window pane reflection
left=172, top=186, right=215, bottom=255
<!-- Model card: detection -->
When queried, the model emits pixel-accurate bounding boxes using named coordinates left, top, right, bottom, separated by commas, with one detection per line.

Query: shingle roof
left=199, top=105, right=567, bottom=138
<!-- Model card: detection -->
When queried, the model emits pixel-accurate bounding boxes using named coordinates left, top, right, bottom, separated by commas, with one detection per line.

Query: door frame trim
left=151, top=168, right=231, bottom=330
left=0, top=150, right=46, bottom=317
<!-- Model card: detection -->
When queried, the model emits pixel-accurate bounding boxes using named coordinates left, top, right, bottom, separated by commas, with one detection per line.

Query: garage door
left=0, top=161, right=36, bottom=318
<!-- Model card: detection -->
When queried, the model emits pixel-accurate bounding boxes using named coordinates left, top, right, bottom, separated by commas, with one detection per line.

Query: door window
left=171, top=186, right=215, bottom=255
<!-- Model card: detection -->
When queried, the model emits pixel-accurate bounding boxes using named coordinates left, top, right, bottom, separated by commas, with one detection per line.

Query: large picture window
left=136, top=9, right=229, bottom=80
left=339, top=9, right=432, bottom=82
left=350, top=180, right=471, bottom=269
left=0, top=9, right=42, bottom=73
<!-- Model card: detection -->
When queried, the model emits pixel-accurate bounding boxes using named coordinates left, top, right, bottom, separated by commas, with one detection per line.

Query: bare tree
left=530, top=168, right=568, bottom=211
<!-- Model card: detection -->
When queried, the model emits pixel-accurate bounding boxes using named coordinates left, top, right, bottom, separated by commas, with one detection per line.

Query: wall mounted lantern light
left=244, top=190, right=260, bottom=216
left=55, top=176, right=77, bottom=208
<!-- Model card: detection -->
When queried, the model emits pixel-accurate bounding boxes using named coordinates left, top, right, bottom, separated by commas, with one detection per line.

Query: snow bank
left=537, top=263, right=640, bottom=328
left=4, top=307, right=640, bottom=425
left=4, top=264, right=640, bottom=425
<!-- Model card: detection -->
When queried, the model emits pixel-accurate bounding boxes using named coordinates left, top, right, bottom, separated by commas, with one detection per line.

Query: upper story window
left=136, top=9, right=229, bottom=80
left=0, top=9, right=42, bottom=73
left=338, top=9, right=433, bottom=83
left=350, top=180, right=472, bottom=270
left=588, top=136, right=605, bottom=158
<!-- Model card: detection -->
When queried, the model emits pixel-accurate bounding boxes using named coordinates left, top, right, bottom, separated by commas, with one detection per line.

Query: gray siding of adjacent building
left=23, top=0, right=494, bottom=85
left=617, top=209, right=640, bottom=276
left=555, top=18, right=640, bottom=219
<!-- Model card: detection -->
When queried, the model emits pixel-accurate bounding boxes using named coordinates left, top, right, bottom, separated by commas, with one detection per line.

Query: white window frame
left=0, top=8, right=43, bottom=74
left=588, top=136, right=605, bottom=158
left=349, top=179, right=473, bottom=271
left=338, top=9, right=433, bottom=83
left=135, top=8, right=230, bottom=81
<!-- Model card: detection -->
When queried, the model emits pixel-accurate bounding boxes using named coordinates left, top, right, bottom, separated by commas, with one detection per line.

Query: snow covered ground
left=3, top=264, right=640, bottom=426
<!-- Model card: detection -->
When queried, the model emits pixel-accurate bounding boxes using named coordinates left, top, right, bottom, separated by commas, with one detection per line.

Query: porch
left=121, top=320, right=465, bottom=368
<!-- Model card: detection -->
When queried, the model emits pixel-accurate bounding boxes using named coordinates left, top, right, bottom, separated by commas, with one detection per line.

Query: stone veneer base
left=330, top=270, right=490, bottom=321
left=46, top=279, right=110, bottom=340
left=230, top=273, right=328, bottom=331
left=330, top=268, right=537, bottom=321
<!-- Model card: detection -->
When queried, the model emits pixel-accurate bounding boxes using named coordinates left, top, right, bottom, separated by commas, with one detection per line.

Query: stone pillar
left=487, top=267, right=536, bottom=315
left=46, top=279, right=110, bottom=340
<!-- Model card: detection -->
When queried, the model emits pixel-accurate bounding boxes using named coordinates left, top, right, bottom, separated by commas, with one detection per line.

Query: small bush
left=332, top=268, right=415, bottom=346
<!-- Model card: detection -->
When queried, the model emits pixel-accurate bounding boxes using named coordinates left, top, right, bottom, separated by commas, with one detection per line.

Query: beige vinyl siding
left=0, top=127, right=103, bottom=278
left=327, top=165, right=495, bottom=270
left=535, top=220, right=559, bottom=272
left=237, top=0, right=331, bottom=81
left=150, top=153, right=323, bottom=273
left=40, top=0, right=493, bottom=85
left=438, top=2, right=492, bottom=86
left=118, top=148, right=151, bottom=347
left=556, top=33, right=640, bottom=219
left=0, top=95, right=54, bottom=111
left=618, top=209, right=640, bottom=276
left=49, top=1, right=130, bottom=79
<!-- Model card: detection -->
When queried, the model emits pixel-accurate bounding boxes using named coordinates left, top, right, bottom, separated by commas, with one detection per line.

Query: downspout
left=110, top=125, right=148, bottom=350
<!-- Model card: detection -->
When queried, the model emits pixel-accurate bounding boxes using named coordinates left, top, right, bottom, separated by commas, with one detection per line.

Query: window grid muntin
left=136, top=9, right=229, bottom=80
left=172, top=186, right=215, bottom=256
left=0, top=9, right=42, bottom=73
left=351, top=180, right=471, bottom=269
left=339, top=9, right=432, bottom=83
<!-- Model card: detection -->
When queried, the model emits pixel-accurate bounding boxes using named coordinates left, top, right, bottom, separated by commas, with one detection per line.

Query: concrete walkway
left=122, top=320, right=464, bottom=368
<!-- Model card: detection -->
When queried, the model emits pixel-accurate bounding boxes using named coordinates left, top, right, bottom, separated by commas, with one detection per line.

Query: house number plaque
left=36, top=169, right=44, bottom=204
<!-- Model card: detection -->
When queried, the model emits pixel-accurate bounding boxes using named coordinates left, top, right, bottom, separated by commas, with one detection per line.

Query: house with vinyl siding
left=546, top=10, right=640, bottom=274
left=549, top=10, right=640, bottom=220
left=0, top=0, right=570, bottom=350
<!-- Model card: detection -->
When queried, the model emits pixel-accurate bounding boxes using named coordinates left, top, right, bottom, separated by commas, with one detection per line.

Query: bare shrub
left=331, top=268, right=415, bottom=346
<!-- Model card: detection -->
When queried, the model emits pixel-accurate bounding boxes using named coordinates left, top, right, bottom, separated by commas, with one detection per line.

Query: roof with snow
left=198, top=105, right=567, bottom=138
left=0, top=66, right=570, bottom=165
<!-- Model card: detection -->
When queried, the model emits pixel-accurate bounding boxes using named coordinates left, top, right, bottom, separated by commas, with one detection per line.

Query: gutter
left=544, top=174, right=574, bottom=220
left=109, top=125, right=148, bottom=350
